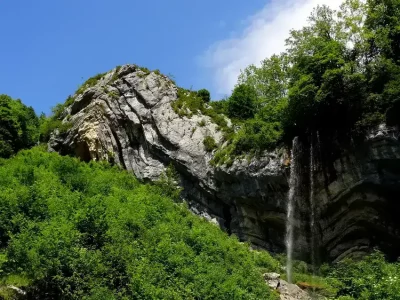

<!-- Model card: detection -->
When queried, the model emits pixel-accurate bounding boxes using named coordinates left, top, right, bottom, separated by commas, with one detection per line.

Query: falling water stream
left=309, top=138, right=317, bottom=275
left=285, top=137, right=299, bottom=284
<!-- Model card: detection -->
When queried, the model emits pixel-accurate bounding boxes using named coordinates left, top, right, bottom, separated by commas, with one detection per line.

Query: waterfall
left=309, top=138, right=316, bottom=274
left=286, top=136, right=300, bottom=284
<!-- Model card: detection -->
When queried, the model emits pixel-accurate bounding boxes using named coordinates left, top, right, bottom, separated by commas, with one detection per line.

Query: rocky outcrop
left=49, top=64, right=290, bottom=253
left=264, top=273, right=311, bottom=300
left=49, top=64, right=400, bottom=262
left=311, top=125, right=400, bottom=262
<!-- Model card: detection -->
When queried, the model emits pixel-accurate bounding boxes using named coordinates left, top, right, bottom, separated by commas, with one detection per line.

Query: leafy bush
left=75, top=72, right=107, bottom=96
left=111, top=65, right=122, bottom=82
left=326, top=251, right=400, bottom=300
left=39, top=117, right=72, bottom=142
left=171, top=89, right=231, bottom=135
left=197, top=89, right=211, bottom=103
left=234, top=120, right=283, bottom=154
left=155, top=164, right=183, bottom=200
left=0, top=95, right=39, bottom=158
left=227, top=84, right=257, bottom=120
left=209, top=98, right=229, bottom=115
left=203, top=136, right=217, bottom=152
left=0, top=148, right=280, bottom=299
left=198, top=119, right=206, bottom=127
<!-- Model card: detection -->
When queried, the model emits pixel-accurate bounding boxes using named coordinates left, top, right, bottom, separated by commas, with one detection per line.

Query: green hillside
left=0, top=147, right=279, bottom=299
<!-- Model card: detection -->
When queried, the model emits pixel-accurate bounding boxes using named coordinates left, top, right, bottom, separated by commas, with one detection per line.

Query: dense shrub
left=203, top=136, right=217, bottom=152
left=326, top=251, right=400, bottom=300
left=75, top=72, right=107, bottom=96
left=0, top=95, right=39, bottom=158
left=0, top=148, right=279, bottom=299
left=171, top=89, right=231, bottom=137
left=197, top=89, right=211, bottom=103
left=208, top=0, right=400, bottom=162
left=227, top=84, right=257, bottom=120
left=234, top=120, right=283, bottom=154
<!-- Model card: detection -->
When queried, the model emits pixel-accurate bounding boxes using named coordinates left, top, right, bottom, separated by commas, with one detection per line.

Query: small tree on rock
left=227, top=84, right=257, bottom=120
left=197, top=89, right=211, bottom=103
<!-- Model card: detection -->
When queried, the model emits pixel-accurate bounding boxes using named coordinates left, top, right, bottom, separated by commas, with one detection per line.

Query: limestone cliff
left=49, top=64, right=400, bottom=262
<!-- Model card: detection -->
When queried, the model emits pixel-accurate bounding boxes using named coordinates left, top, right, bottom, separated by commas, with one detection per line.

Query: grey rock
left=49, top=64, right=289, bottom=253
left=49, top=64, right=400, bottom=262
left=277, top=280, right=311, bottom=300
left=263, top=273, right=311, bottom=300
left=264, top=272, right=281, bottom=289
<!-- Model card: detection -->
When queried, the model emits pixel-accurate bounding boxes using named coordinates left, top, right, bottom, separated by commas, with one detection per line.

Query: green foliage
left=210, top=0, right=400, bottom=161
left=38, top=71, right=108, bottom=143
left=326, top=251, right=400, bottom=300
left=136, top=65, right=151, bottom=77
left=209, top=98, right=229, bottom=115
left=233, top=120, right=283, bottom=154
left=75, top=72, right=107, bottom=96
left=171, top=88, right=231, bottom=136
left=275, top=251, right=400, bottom=299
left=203, top=136, right=218, bottom=152
left=198, top=119, right=207, bottom=127
left=227, top=84, right=257, bottom=120
left=0, top=148, right=280, bottom=299
left=238, top=54, right=289, bottom=107
left=197, top=89, right=211, bottom=103
left=39, top=117, right=72, bottom=142
left=107, top=90, right=119, bottom=99
left=110, top=66, right=122, bottom=82
left=154, top=164, right=183, bottom=200
left=0, top=95, right=39, bottom=158
left=172, top=88, right=206, bottom=118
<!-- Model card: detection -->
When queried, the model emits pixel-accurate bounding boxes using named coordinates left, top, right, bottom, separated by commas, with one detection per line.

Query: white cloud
left=203, top=0, right=343, bottom=97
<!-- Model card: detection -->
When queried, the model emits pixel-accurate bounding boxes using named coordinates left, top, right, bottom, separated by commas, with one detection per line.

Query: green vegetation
left=0, top=95, right=39, bottom=158
left=39, top=105, right=72, bottom=142
left=326, top=251, right=400, bottom=300
left=2, top=1, right=400, bottom=296
left=197, top=89, right=211, bottom=103
left=203, top=136, right=217, bottom=152
left=207, top=0, right=400, bottom=164
left=227, top=84, right=257, bottom=120
left=75, top=72, right=107, bottom=96
left=276, top=250, right=400, bottom=300
left=198, top=119, right=207, bottom=127
left=39, top=71, right=110, bottom=143
left=0, top=148, right=280, bottom=299
left=111, top=66, right=122, bottom=82
left=171, top=88, right=232, bottom=138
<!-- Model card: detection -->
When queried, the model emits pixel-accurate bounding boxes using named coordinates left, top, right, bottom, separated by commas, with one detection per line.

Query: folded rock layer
left=49, top=65, right=400, bottom=262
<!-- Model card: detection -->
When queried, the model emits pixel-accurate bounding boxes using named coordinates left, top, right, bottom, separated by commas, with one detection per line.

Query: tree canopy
left=0, top=95, right=39, bottom=158
left=0, top=147, right=279, bottom=299
left=212, top=0, right=400, bottom=163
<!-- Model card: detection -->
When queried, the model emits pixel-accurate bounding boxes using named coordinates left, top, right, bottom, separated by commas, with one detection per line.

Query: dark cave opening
left=223, top=205, right=233, bottom=235
left=75, top=142, right=92, bottom=162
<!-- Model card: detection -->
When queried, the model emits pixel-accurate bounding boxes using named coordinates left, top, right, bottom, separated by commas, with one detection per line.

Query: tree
left=227, top=84, right=257, bottom=120
left=238, top=54, right=289, bottom=109
left=366, top=0, right=400, bottom=62
left=0, top=94, right=39, bottom=158
left=197, top=89, right=211, bottom=103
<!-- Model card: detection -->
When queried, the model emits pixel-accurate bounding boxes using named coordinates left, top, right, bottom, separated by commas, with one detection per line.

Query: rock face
left=49, top=64, right=400, bottom=262
left=312, top=125, right=400, bottom=262
left=264, top=273, right=311, bottom=300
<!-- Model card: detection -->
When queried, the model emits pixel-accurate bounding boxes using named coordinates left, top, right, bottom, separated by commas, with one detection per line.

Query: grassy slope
left=0, top=147, right=279, bottom=300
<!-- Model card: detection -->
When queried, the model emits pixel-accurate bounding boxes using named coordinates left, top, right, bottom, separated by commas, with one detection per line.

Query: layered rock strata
left=49, top=65, right=400, bottom=262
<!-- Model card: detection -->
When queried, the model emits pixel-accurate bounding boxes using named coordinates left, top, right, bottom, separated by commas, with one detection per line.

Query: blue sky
left=0, top=0, right=267, bottom=114
left=1, top=0, right=342, bottom=115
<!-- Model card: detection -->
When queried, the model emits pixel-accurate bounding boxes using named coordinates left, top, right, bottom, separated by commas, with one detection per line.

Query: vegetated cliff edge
left=49, top=65, right=400, bottom=262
